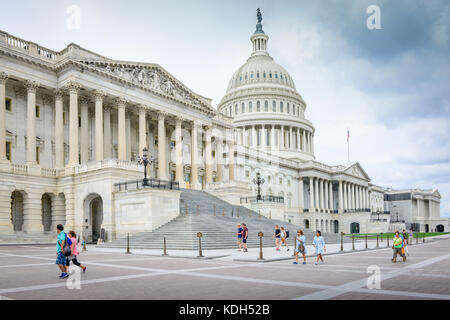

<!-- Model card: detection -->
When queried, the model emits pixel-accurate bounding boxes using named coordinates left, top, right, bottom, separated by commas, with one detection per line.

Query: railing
left=2, top=31, right=59, bottom=61
left=344, top=208, right=371, bottom=213
left=240, top=196, right=284, bottom=204
left=114, top=179, right=180, bottom=192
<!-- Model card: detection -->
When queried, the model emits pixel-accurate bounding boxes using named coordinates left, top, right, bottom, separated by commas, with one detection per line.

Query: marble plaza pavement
left=0, top=235, right=449, bottom=300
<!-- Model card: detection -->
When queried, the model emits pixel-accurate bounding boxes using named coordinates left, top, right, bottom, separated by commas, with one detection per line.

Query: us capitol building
left=0, top=11, right=447, bottom=242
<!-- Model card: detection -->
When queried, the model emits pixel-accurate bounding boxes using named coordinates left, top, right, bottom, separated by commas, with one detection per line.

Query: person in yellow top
left=392, top=231, right=406, bottom=263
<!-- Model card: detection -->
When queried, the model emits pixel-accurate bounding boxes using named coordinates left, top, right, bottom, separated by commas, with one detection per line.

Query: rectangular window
left=36, top=146, right=40, bottom=164
left=6, top=141, right=11, bottom=161
left=78, top=116, right=81, bottom=128
left=5, top=98, right=12, bottom=111
left=35, top=105, right=40, bottom=118
left=245, top=170, right=250, bottom=178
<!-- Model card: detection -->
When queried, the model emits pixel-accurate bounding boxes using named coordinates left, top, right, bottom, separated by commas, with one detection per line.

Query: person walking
left=293, top=230, right=307, bottom=265
left=236, top=224, right=243, bottom=251
left=402, top=229, right=410, bottom=256
left=280, top=227, right=289, bottom=251
left=392, top=231, right=406, bottom=263
left=273, top=225, right=281, bottom=251
left=241, top=223, right=248, bottom=252
left=67, top=231, right=87, bottom=273
left=55, top=224, right=69, bottom=279
left=312, top=231, right=326, bottom=265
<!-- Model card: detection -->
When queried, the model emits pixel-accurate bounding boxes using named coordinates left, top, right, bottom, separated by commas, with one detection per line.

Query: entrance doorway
left=83, top=194, right=103, bottom=243
left=11, top=191, right=24, bottom=231
left=350, top=222, right=360, bottom=234
left=436, top=224, right=444, bottom=232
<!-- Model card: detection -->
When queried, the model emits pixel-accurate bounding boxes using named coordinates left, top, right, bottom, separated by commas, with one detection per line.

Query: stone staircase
left=101, top=189, right=344, bottom=250
left=0, top=232, right=56, bottom=245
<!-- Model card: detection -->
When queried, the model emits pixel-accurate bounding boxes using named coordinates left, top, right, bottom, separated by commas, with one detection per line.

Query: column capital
left=138, top=104, right=148, bottom=114
left=103, top=104, right=113, bottom=113
left=175, top=116, right=184, bottom=127
left=25, top=80, right=39, bottom=93
left=115, top=97, right=127, bottom=108
left=65, top=81, right=81, bottom=94
left=157, top=111, right=168, bottom=121
left=0, top=72, right=9, bottom=84
left=54, top=89, right=64, bottom=101
left=93, top=90, right=106, bottom=102
left=80, top=96, right=91, bottom=106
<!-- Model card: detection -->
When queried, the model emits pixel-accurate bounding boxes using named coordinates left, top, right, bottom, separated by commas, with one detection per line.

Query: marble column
left=297, top=128, right=301, bottom=150
left=157, top=112, right=167, bottom=180
left=228, top=140, right=235, bottom=181
left=309, top=177, right=314, bottom=212
left=125, top=112, right=131, bottom=161
left=0, top=73, right=8, bottom=161
left=80, top=97, right=89, bottom=164
left=315, top=178, right=319, bottom=211
left=319, top=179, right=324, bottom=210
left=311, top=133, right=315, bottom=154
left=343, top=182, right=348, bottom=211
left=324, top=180, right=329, bottom=211
left=252, top=125, right=257, bottom=148
left=205, top=126, right=213, bottom=184
left=281, top=126, right=285, bottom=149
left=216, top=137, right=223, bottom=182
left=116, top=98, right=127, bottom=161
left=175, top=117, right=184, bottom=184
left=67, top=82, right=80, bottom=166
left=54, top=90, right=64, bottom=169
left=137, top=107, right=147, bottom=157
left=23, top=191, right=43, bottom=232
left=190, top=121, right=199, bottom=187
left=26, top=81, right=39, bottom=165
left=302, top=130, right=306, bottom=152
left=298, top=177, right=304, bottom=210
left=103, top=106, right=112, bottom=159
left=94, top=91, right=105, bottom=161
left=329, top=181, right=334, bottom=211
left=338, top=181, right=343, bottom=213
left=271, top=125, right=275, bottom=149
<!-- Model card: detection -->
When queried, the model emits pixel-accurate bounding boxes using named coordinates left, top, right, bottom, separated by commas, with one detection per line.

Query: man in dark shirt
left=273, top=225, right=281, bottom=251
left=241, top=223, right=248, bottom=252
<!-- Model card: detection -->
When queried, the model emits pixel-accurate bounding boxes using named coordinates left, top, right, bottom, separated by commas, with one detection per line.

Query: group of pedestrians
left=237, top=223, right=249, bottom=252
left=273, top=225, right=290, bottom=251
left=55, top=224, right=87, bottom=279
left=293, top=230, right=326, bottom=265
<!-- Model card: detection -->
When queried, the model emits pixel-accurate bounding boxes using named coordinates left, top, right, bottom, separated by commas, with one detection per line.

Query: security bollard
left=258, top=232, right=265, bottom=260
left=381, top=232, right=384, bottom=242
left=162, top=237, right=168, bottom=256
left=416, top=233, right=418, bottom=244
left=197, top=232, right=204, bottom=258
left=365, top=234, right=368, bottom=249
left=126, top=233, right=131, bottom=254
left=376, top=234, right=379, bottom=248
left=423, top=232, right=425, bottom=243
left=340, top=232, right=344, bottom=252
left=387, top=235, right=389, bottom=247
left=352, top=235, right=355, bottom=250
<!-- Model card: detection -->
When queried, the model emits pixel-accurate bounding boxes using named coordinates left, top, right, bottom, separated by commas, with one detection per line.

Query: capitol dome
left=218, top=9, right=316, bottom=162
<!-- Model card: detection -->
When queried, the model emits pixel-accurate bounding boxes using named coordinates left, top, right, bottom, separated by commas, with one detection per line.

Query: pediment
left=75, top=59, right=216, bottom=115
left=344, top=162, right=370, bottom=180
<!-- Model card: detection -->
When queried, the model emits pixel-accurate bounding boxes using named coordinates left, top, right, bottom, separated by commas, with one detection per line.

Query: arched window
left=263, top=72, right=266, bottom=78
left=269, top=73, right=272, bottom=78
left=280, top=102, right=284, bottom=113
left=245, top=74, right=248, bottom=80
left=257, top=72, right=260, bottom=78
left=257, top=101, right=261, bottom=112
left=251, top=73, right=254, bottom=79
left=264, top=101, right=268, bottom=112
left=235, top=104, right=238, bottom=115
left=272, top=101, right=276, bottom=112
left=249, top=101, right=253, bottom=112
left=275, top=73, right=278, bottom=79
left=241, top=103, right=245, bottom=113
left=287, top=103, right=290, bottom=114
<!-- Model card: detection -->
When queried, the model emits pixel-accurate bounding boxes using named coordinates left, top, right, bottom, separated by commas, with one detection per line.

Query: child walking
left=293, top=230, right=306, bottom=265
left=67, top=231, right=87, bottom=272
left=313, top=230, right=326, bottom=265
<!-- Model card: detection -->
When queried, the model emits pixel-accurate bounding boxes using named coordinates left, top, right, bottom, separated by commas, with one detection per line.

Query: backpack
left=285, top=230, right=290, bottom=238
left=61, top=233, right=72, bottom=257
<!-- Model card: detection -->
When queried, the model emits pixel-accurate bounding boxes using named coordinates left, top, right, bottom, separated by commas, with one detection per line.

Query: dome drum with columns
left=218, top=11, right=315, bottom=161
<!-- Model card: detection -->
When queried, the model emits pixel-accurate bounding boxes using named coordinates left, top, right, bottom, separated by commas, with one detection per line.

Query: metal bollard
left=416, top=233, right=418, bottom=244
left=387, top=235, right=389, bottom=247
left=340, top=232, right=344, bottom=252
left=376, top=234, right=379, bottom=248
left=381, top=232, right=384, bottom=242
left=162, top=237, right=168, bottom=256
left=126, top=233, right=131, bottom=254
left=365, top=234, right=368, bottom=249
left=423, top=232, right=425, bottom=243
left=197, top=232, right=204, bottom=258
left=352, top=235, right=355, bottom=250
left=258, top=232, right=265, bottom=260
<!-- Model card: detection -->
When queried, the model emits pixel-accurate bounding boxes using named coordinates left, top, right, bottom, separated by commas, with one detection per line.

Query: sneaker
left=302, top=262, right=306, bottom=265
left=315, top=262, right=318, bottom=265
left=82, top=266, right=87, bottom=273
left=293, top=262, right=298, bottom=265
left=59, top=272, right=68, bottom=279
left=287, top=249, right=290, bottom=251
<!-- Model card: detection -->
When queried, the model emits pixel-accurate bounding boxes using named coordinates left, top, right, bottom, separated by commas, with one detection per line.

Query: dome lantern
left=251, top=8, right=269, bottom=57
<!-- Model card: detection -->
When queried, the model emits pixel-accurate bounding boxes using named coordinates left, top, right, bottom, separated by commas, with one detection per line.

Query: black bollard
left=197, top=232, right=204, bottom=258
left=423, top=232, right=425, bottom=243
left=416, top=232, right=418, bottom=244
left=381, top=232, right=384, bottom=243
left=258, top=232, right=264, bottom=260
left=340, top=232, right=344, bottom=252
left=162, top=237, right=168, bottom=256
left=376, top=234, right=379, bottom=248
left=387, top=234, right=389, bottom=247
left=365, top=234, right=368, bottom=249
left=126, top=233, right=131, bottom=254
left=352, top=234, right=355, bottom=250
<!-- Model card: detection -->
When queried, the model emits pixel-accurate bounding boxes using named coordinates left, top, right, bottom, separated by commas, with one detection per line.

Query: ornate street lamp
left=136, top=148, right=154, bottom=186
left=253, top=172, right=265, bottom=202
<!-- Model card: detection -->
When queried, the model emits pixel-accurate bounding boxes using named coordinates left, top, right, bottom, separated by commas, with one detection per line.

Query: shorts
left=56, top=252, right=66, bottom=265
left=238, top=237, right=242, bottom=243
left=295, top=243, right=306, bottom=254
left=242, top=238, right=247, bottom=244
left=281, top=238, right=286, bottom=244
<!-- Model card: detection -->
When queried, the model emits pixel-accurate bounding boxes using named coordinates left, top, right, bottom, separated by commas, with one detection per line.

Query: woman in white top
left=312, top=230, right=326, bottom=265
left=293, top=230, right=307, bottom=265
left=280, top=227, right=289, bottom=251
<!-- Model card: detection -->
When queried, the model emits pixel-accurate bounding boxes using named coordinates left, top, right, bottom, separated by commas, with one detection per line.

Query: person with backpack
left=392, top=231, right=406, bottom=263
left=312, top=230, right=326, bottom=265
left=237, top=224, right=243, bottom=251
left=67, top=231, right=87, bottom=273
left=241, top=223, right=248, bottom=252
left=293, top=230, right=307, bottom=265
left=55, top=224, right=71, bottom=279
left=280, top=227, right=290, bottom=251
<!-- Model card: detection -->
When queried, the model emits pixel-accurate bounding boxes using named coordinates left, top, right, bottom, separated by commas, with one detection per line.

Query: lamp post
left=137, top=148, right=154, bottom=186
left=253, top=172, right=265, bottom=202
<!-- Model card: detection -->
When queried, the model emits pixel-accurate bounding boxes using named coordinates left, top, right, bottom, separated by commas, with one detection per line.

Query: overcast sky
left=1, top=0, right=449, bottom=217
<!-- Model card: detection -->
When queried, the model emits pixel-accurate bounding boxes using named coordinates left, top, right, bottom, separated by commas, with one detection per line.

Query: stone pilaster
left=116, top=97, right=127, bottom=161
left=51, top=193, right=66, bottom=231
left=309, top=177, right=314, bottom=212
left=0, top=185, right=13, bottom=232
left=0, top=73, right=8, bottom=162
left=338, top=181, right=343, bottom=213
left=138, top=106, right=147, bottom=157
left=157, top=112, right=168, bottom=180
left=298, top=177, right=304, bottom=211
left=54, top=90, right=64, bottom=169
left=190, top=121, right=200, bottom=188
left=94, top=90, right=105, bottom=161
left=80, top=96, right=90, bottom=164
left=66, top=81, right=81, bottom=166
left=22, top=190, right=43, bottom=233
left=175, top=117, right=184, bottom=184
left=216, top=137, right=223, bottom=182
left=26, top=80, right=39, bottom=165
left=205, top=126, right=213, bottom=184
left=103, top=105, right=112, bottom=159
